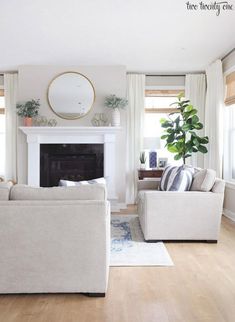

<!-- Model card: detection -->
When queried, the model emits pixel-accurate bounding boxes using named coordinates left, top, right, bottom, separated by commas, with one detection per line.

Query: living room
left=0, top=1, right=235, bottom=321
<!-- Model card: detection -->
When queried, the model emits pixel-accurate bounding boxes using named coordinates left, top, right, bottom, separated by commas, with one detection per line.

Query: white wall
left=17, top=65, right=127, bottom=205
left=146, top=75, right=185, bottom=89
left=223, top=50, right=235, bottom=220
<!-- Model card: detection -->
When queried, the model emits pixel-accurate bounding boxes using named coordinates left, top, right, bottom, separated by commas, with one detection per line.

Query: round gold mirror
left=47, top=72, right=95, bottom=119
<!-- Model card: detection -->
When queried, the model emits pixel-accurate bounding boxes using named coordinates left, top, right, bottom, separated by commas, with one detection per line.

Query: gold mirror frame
left=47, top=71, right=95, bottom=120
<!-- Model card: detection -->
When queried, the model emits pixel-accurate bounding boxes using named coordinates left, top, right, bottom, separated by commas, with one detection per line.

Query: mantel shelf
left=19, top=126, right=122, bottom=135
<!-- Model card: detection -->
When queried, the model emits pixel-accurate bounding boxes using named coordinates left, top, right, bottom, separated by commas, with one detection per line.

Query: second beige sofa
left=138, top=172, right=225, bottom=242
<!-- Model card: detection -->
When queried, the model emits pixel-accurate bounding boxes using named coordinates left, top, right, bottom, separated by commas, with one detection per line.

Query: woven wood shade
left=145, top=89, right=182, bottom=113
left=0, top=89, right=5, bottom=113
left=225, top=72, right=235, bottom=106
left=145, top=89, right=184, bottom=97
left=145, top=107, right=178, bottom=113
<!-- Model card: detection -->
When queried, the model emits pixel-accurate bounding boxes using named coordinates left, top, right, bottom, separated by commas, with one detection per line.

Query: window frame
left=0, top=87, right=5, bottom=178
left=144, top=88, right=185, bottom=166
left=223, top=67, right=235, bottom=183
left=223, top=104, right=235, bottom=183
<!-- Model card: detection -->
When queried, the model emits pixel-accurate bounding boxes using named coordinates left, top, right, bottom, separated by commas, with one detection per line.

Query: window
left=144, top=89, right=184, bottom=166
left=224, top=104, right=235, bottom=182
left=224, top=71, right=235, bottom=182
left=225, top=71, right=235, bottom=106
left=0, top=89, right=5, bottom=177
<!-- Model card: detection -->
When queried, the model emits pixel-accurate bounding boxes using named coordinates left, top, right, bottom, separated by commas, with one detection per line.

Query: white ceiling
left=0, top=0, right=235, bottom=73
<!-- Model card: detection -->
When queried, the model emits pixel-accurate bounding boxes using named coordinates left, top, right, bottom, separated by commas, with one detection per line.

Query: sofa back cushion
left=10, top=184, right=107, bottom=201
left=211, top=178, right=225, bottom=194
left=160, top=165, right=194, bottom=191
left=190, top=169, right=216, bottom=192
left=0, top=182, right=13, bottom=200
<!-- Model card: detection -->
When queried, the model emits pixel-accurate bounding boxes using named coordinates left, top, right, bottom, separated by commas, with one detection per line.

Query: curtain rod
left=146, top=74, right=185, bottom=77
left=0, top=71, right=18, bottom=75
left=221, top=48, right=235, bottom=61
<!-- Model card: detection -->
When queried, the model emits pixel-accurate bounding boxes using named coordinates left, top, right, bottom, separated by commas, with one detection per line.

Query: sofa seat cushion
left=0, top=182, right=13, bottom=200
left=10, top=184, right=107, bottom=201
left=190, top=169, right=216, bottom=192
left=160, top=165, right=194, bottom=191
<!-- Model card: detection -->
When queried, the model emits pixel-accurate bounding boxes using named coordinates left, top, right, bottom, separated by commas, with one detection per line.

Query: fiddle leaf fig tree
left=160, top=94, right=209, bottom=164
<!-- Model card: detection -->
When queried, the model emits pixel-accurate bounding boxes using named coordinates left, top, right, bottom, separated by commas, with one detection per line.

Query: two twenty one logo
left=186, top=1, right=234, bottom=16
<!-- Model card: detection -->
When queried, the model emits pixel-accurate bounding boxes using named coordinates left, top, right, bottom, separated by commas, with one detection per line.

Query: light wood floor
left=1, top=207, right=235, bottom=322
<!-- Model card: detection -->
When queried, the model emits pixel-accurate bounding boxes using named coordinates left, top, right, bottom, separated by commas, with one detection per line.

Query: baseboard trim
left=223, top=208, right=235, bottom=222
left=118, top=203, right=127, bottom=210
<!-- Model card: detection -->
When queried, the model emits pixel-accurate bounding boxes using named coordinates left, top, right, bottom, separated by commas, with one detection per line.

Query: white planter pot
left=111, top=108, right=120, bottom=127
left=140, top=163, right=146, bottom=169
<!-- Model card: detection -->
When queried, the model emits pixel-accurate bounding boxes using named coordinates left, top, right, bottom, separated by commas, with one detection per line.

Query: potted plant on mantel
left=16, top=99, right=40, bottom=126
left=160, top=94, right=209, bottom=164
left=104, top=94, right=128, bottom=126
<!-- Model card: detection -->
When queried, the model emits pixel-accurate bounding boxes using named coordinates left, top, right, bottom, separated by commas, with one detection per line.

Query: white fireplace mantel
left=20, top=126, right=121, bottom=201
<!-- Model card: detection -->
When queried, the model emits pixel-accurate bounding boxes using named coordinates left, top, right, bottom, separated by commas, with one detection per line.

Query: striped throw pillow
left=59, top=177, right=106, bottom=187
left=160, top=165, right=194, bottom=191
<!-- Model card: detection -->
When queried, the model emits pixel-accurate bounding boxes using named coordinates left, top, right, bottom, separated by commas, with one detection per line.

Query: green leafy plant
left=139, top=152, right=146, bottom=164
left=104, top=94, right=128, bottom=109
left=16, top=99, right=40, bottom=118
left=160, top=94, right=209, bottom=164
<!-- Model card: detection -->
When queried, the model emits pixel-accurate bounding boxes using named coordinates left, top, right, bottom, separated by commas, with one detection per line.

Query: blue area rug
left=110, top=215, right=173, bottom=267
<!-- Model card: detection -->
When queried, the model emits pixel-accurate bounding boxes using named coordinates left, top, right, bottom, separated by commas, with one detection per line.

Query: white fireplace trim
left=19, top=126, right=121, bottom=202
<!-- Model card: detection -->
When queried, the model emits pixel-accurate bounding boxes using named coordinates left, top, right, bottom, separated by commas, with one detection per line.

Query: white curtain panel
left=204, top=60, right=224, bottom=177
left=126, top=74, right=145, bottom=204
left=185, top=74, right=206, bottom=168
left=4, top=73, right=18, bottom=181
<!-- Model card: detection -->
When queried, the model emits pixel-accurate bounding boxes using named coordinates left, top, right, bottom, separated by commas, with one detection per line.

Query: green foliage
left=139, top=151, right=146, bottom=164
left=16, top=99, right=40, bottom=118
left=104, top=94, right=128, bottom=109
left=160, top=94, right=209, bottom=164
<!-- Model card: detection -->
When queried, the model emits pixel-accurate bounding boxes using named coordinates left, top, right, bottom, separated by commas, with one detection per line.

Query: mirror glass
left=47, top=72, right=95, bottom=119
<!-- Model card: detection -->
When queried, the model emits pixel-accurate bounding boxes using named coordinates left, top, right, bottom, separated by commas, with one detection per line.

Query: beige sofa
left=138, top=177, right=225, bottom=242
left=0, top=183, right=110, bottom=296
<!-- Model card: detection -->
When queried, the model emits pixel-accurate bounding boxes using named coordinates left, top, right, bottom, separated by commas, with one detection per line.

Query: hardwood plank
left=0, top=210, right=235, bottom=322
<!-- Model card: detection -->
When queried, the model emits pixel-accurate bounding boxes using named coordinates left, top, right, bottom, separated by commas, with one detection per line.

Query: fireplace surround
left=20, top=126, right=121, bottom=201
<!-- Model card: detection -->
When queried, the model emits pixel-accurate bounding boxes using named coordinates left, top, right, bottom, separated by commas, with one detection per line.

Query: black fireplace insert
left=40, top=144, right=104, bottom=187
